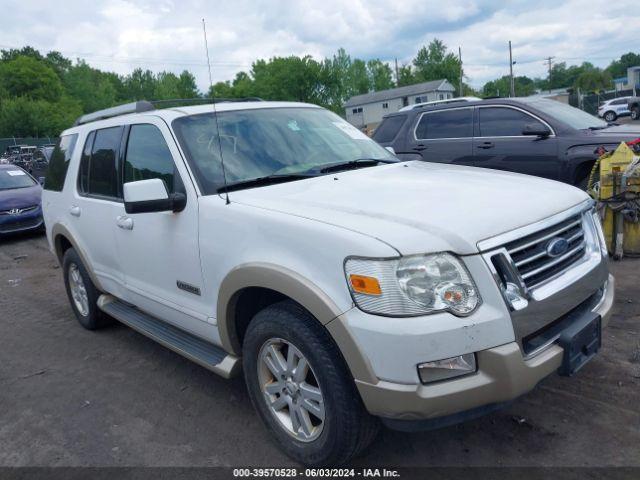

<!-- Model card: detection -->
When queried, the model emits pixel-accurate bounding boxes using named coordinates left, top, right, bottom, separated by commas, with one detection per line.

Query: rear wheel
left=631, top=106, right=640, bottom=121
left=603, top=111, right=617, bottom=122
left=62, top=248, right=113, bottom=330
left=243, top=300, right=379, bottom=466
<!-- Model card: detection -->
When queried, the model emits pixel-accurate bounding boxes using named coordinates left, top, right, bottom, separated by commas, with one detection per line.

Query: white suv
left=598, top=97, right=632, bottom=122
left=43, top=100, right=614, bottom=465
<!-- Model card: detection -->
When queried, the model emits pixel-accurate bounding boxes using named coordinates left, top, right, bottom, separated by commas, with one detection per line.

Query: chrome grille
left=503, top=214, right=587, bottom=288
left=0, top=205, right=38, bottom=215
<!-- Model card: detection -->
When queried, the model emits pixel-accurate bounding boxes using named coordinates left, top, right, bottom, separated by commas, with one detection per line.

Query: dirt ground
left=1, top=233, right=639, bottom=467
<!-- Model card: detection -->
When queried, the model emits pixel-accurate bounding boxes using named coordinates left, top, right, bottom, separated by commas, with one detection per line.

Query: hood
left=230, top=162, right=588, bottom=255
left=0, top=185, right=42, bottom=210
left=588, top=124, right=640, bottom=138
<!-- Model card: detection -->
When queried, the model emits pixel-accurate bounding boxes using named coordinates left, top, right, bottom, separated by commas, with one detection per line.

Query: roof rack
left=73, top=97, right=265, bottom=126
left=74, top=101, right=155, bottom=126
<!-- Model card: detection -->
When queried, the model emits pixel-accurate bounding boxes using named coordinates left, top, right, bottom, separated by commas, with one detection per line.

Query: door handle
left=116, top=215, right=134, bottom=230
left=413, top=144, right=428, bottom=151
left=69, top=205, right=81, bottom=217
left=476, top=142, right=494, bottom=149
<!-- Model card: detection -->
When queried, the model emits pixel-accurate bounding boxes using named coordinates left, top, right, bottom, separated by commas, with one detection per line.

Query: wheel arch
left=217, top=263, right=378, bottom=385
left=50, top=223, right=104, bottom=291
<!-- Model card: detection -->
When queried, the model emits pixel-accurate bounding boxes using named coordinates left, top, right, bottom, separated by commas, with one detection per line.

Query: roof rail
left=73, top=97, right=266, bottom=126
left=74, top=101, right=155, bottom=126
left=149, top=97, right=264, bottom=109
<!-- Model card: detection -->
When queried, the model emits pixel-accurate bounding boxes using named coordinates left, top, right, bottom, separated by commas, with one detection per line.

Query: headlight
left=344, top=253, right=481, bottom=317
left=592, top=210, right=608, bottom=257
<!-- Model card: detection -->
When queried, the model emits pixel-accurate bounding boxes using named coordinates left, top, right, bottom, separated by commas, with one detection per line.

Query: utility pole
left=545, top=56, right=555, bottom=93
left=394, top=57, right=399, bottom=87
left=458, top=47, right=463, bottom=97
left=508, top=41, right=515, bottom=98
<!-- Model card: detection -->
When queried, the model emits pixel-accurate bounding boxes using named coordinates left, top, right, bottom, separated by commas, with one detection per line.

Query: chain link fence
left=569, top=88, right=636, bottom=116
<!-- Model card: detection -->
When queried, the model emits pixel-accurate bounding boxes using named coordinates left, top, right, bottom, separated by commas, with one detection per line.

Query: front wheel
left=243, top=301, right=379, bottom=466
left=631, top=106, right=640, bottom=121
left=603, top=111, right=617, bottom=122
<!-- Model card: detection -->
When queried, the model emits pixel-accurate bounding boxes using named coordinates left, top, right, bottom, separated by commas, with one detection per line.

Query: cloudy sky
left=1, top=0, right=638, bottom=91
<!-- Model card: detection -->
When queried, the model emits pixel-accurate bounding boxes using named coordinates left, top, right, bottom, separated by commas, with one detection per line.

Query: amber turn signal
left=349, top=274, right=382, bottom=295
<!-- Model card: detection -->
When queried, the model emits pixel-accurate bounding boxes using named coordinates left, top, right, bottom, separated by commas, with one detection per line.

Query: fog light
left=418, top=353, right=476, bottom=384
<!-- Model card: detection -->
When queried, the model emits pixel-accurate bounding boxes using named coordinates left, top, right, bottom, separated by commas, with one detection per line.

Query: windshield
left=517, top=98, right=607, bottom=130
left=0, top=169, right=36, bottom=190
left=172, top=107, right=396, bottom=194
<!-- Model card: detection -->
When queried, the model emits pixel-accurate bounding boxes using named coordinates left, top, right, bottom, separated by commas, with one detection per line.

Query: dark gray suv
left=373, top=97, right=640, bottom=188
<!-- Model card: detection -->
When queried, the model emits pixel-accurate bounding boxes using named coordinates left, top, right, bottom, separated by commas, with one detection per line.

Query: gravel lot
left=1, top=233, right=639, bottom=467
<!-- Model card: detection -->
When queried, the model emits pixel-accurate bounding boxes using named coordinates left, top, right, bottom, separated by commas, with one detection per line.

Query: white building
left=613, top=66, right=640, bottom=93
left=344, top=79, right=456, bottom=131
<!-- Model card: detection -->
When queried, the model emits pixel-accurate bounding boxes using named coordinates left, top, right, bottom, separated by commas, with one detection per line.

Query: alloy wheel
left=68, top=263, right=89, bottom=316
left=257, top=338, right=325, bottom=442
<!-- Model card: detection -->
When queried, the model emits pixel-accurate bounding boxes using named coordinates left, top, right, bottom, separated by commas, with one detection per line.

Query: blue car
left=0, top=165, right=44, bottom=236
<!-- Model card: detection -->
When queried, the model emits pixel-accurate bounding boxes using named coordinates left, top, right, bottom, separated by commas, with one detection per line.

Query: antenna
left=202, top=18, right=230, bottom=205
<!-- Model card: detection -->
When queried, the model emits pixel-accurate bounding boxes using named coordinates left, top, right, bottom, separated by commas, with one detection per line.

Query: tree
left=177, top=71, right=199, bottom=98
left=366, top=59, right=394, bottom=91
left=397, top=64, right=415, bottom=87
left=412, top=39, right=462, bottom=93
left=0, top=56, right=62, bottom=101
left=64, top=61, right=117, bottom=112
left=606, top=52, right=640, bottom=79
left=482, top=75, right=536, bottom=97
left=122, top=68, right=156, bottom=101
left=574, top=69, right=612, bottom=93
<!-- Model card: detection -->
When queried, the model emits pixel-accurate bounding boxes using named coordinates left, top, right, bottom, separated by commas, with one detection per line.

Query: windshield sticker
left=6, top=170, right=26, bottom=176
left=287, top=120, right=301, bottom=131
left=332, top=121, right=369, bottom=140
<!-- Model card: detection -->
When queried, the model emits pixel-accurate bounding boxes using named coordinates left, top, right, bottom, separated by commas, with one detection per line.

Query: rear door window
left=373, top=116, right=407, bottom=143
left=415, top=108, right=473, bottom=139
left=478, top=107, right=545, bottom=137
left=78, top=126, right=123, bottom=199
left=44, top=134, right=79, bottom=192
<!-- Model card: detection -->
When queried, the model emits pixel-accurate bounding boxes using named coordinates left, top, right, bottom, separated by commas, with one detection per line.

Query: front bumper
left=353, top=274, right=614, bottom=422
left=0, top=209, right=43, bottom=235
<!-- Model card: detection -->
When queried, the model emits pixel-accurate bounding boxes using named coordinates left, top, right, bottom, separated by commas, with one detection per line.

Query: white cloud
left=0, top=0, right=637, bottom=92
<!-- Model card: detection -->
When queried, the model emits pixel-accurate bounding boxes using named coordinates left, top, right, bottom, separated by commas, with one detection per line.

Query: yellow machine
left=590, top=142, right=640, bottom=258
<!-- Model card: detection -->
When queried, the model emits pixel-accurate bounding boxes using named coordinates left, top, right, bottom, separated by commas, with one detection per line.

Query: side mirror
left=123, top=178, right=186, bottom=214
left=522, top=123, right=551, bottom=137
left=38, top=177, right=45, bottom=185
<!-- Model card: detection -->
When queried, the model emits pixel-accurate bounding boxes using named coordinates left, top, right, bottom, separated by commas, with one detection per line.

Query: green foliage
left=63, top=60, right=117, bottom=113
left=0, top=95, right=81, bottom=137
left=482, top=75, right=536, bottom=97
left=574, top=68, right=612, bottom=93
left=606, top=52, right=640, bottom=79
left=0, top=56, right=63, bottom=101
left=412, top=40, right=463, bottom=94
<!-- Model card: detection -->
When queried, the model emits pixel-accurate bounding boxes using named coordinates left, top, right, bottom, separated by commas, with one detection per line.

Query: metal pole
left=458, top=47, right=463, bottom=97
left=509, top=41, right=515, bottom=98
left=394, top=58, right=399, bottom=87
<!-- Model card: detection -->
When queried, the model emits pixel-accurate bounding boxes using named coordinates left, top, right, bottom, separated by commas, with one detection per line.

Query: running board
left=97, top=294, right=241, bottom=379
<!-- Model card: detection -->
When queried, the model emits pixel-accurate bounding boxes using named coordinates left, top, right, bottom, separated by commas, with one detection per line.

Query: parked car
left=0, top=165, right=44, bottom=236
left=373, top=97, right=640, bottom=188
left=597, top=97, right=632, bottom=122
left=628, top=96, right=640, bottom=121
left=43, top=100, right=613, bottom=465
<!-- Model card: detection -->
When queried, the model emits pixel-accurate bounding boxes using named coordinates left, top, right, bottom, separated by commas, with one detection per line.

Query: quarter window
left=44, top=134, right=78, bottom=192
left=78, top=126, right=123, bottom=199
left=415, top=108, right=473, bottom=139
left=479, top=107, right=546, bottom=137
left=372, top=115, right=407, bottom=143
left=124, top=124, right=179, bottom=194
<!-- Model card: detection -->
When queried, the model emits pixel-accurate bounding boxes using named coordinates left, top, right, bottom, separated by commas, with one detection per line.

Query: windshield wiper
left=317, top=158, right=397, bottom=174
left=217, top=173, right=317, bottom=193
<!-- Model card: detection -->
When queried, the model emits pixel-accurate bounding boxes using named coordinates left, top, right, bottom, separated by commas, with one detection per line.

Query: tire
left=632, top=106, right=640, bottom=121
left=243, top=300, right=379, bottom=466
left=603, top=111, right=617, bottom=122
left=62, top=248, right=113, bottom=330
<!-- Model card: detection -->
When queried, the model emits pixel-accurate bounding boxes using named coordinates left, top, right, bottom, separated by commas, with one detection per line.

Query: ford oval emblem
left=546, top=237, right=569, bottom=258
